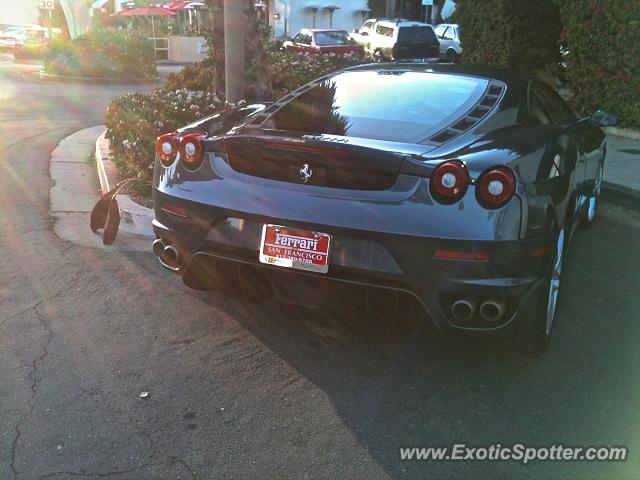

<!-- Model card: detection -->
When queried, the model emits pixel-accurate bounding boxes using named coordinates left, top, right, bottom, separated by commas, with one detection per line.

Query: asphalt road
left=1, top=57, right=640, bottom=480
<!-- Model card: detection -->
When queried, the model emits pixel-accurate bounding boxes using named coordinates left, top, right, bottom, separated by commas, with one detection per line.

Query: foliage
left=105, top=89, right=223, bottom=181
left=165, top=56, right=215, bottom=92
left=43, top=29, right=156, bottom=79
left=105, top=0, right=366, bottom=189
left=267, top=50, right=366, bottom=98
left=559, top=0, right=640, bottom=127
left=455, top=0, right=561, bottom=75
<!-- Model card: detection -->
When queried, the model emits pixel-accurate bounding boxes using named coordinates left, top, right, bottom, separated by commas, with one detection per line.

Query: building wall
left=270, top=0, right=370, bottom=39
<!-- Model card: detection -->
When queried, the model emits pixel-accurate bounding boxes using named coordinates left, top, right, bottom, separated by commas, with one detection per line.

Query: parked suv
left=351, top=19, right=440, bottom=62
left=434, top=23, right=462, bottom=62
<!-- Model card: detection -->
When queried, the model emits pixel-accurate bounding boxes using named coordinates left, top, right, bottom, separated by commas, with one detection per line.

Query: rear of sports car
left=152, top=66, right=555, bottom=336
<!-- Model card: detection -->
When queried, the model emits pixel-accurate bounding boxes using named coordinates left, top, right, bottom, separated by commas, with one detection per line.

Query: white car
left=351, top=19, right=440, bottom=62
left=434, top=23, right=462, bottom=63
left=0, top=26, right=24, bottom=49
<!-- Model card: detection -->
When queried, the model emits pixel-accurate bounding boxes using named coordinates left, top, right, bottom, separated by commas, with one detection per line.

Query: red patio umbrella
left=163, top=1, right=191, bottom=10
left=111, top=6, right=177, bottom=40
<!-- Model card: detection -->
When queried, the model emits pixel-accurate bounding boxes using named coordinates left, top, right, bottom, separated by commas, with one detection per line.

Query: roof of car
left=376, top=20, right=433, bottom=28
left=300, top=28, right=348, bottom=33
left=340, top=62, right=531, bottom=90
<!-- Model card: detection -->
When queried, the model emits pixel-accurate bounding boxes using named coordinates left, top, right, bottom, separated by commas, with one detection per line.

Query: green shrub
left=105, top=89, right=223, bottom=181
left=165, top=50, right=366, bottom=100
left=455, top=0, right=561, bottom=75
left=560, top=0, right=640, bottom=127
left=43, top=29, right=156, bottom=79
left=267, top=50, right=366, bottom=98
left=164, top=56, right=215, bottom=92
left=105, top=50, right=365, bottom=188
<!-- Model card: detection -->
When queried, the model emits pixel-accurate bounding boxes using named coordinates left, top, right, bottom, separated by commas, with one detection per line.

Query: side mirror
left=590, top=109, right=618, bottom=127
left=352, top=29, right=359, bottom=34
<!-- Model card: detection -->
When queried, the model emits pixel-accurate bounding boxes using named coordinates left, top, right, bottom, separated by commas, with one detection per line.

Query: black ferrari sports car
left=149, top=63, right=617, bottom=352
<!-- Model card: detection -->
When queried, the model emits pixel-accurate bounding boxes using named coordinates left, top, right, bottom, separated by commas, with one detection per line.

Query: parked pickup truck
left=350, top=19, right=440, bottom=62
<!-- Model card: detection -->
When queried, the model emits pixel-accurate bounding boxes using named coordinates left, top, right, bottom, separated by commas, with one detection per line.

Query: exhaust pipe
left=479, top=299, right=506, bottom=323
left=162, top=245, right=180, bottom=268
left=450, top=297, right=477, bottom=323
left=152, top=239, right=166, bottom=257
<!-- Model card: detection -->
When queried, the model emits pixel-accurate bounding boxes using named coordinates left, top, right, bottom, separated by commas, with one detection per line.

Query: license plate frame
left=259, top=224, right=331, bottom=274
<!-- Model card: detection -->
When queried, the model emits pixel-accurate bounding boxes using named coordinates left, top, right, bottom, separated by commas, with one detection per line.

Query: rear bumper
left=152, top=189, right=552, bottom=332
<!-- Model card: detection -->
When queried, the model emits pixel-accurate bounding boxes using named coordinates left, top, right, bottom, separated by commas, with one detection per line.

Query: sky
left=0, top=0, right=40, bottom=25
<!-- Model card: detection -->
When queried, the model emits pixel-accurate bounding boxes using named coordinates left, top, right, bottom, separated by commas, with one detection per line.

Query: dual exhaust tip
left=153, top=239, right=181, bottom=269
left=450, top=297, right=506, bottom=324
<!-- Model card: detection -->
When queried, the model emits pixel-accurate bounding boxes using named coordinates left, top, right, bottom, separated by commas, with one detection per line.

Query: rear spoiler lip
left=207, top=132, right=436, bottom=156
left=203, top=133, right=454, bottom=178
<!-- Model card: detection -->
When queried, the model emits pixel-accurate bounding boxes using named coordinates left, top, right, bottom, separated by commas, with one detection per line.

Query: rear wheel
left=520, top=226, right=566, bottom=354
left=584, top=162, right=604, bottom=227
left=373, top=49, right=385, bottom=63
left=446, top=49, right=458, bottom=63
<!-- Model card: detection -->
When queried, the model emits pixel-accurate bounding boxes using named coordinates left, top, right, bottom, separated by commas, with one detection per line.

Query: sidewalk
left=49, top=127, right=149, bottom=251
left=603, top=134, right=640, bottom=193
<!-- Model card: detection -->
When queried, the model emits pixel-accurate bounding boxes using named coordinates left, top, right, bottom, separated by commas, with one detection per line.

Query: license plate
left=259, top=224, right=331, bottom=273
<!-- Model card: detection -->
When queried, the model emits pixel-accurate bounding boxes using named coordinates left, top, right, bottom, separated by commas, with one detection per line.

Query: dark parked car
left=150, top=63, right=616, bottom=352
left=351, top=19, right=440, bottom=62
left=283, top=29, right=364, bottom=56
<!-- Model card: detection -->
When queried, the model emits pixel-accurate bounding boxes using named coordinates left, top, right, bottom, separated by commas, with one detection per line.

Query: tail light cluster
left=155, top=132, right=206, bottom=170
left=430, top=161, right=516, bottom=209
left=475, top=167, right=516, bottom=208
left=429, top=160, right=470, bottom=204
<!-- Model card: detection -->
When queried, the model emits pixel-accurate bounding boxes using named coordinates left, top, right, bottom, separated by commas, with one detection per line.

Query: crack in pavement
left=34, top=464, right=153, bottom=479
left=139, top=425, right=199, bottom=480
left=10, top=302, right=54, bottom=480
left=0, top=262, right=83, bottom=329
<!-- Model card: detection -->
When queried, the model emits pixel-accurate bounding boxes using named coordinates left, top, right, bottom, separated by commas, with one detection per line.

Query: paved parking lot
left=1, top=61, right=640, bottom=480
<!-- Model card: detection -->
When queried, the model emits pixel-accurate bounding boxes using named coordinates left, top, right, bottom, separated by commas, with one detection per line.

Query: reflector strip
left=432, top=249, right=490, bottom=261
left=161, top=204, right=188, bottom=218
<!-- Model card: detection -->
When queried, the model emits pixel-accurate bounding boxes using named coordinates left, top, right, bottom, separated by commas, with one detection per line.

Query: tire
left=519, top=224, right=567, bottom=354
left=583, top=161, right=604, bottom=228
left=373, top=50, right=385, bottom=63
left=446, top=49, right=458, bottom=63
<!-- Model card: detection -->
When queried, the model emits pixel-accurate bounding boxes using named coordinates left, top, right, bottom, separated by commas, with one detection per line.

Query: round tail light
left=179, top=133, right=206, bottom=170
left=156, top=132, right=179, bottom=166
left=476, top=167, right=516, bottom=208
left=430, top=160, right=470, bottom=204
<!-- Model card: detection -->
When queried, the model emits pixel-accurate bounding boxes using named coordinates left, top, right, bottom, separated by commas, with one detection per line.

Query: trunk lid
left=220, top=134, right=435, bottom=191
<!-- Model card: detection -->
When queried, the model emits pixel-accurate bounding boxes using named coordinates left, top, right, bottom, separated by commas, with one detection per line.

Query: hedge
left=43, top=29, right=156, bottom=79
left=105, top=89, right=223, bottom=186
left=107, top=50, right=366, bottom=189
left=455, top=0, right=561, bottom=75
left=560, top=0, right=640, bottom=127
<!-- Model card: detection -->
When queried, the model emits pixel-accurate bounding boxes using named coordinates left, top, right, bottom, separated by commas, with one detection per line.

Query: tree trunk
left=243, top=1, right=273, bottom=101
left=206, top=0, right=225, bottom=99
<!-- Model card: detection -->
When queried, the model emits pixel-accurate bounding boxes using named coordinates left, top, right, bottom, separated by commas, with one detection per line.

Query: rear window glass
left=314, top=31, right=355, bottom=46
left=397, top=26, right=437, bottom=44
left=265, top=71, right=489, bottom=143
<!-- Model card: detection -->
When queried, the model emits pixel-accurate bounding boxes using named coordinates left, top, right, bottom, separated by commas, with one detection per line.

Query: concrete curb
left=602, top=181, right=640, bottom=212
left=49, top=126, right=149, bottom=251
left=95, top=129, right=155, bottom=239
left=38, top=70, right=160, bottom=85
left=604, top=126, right=640, bottom=141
